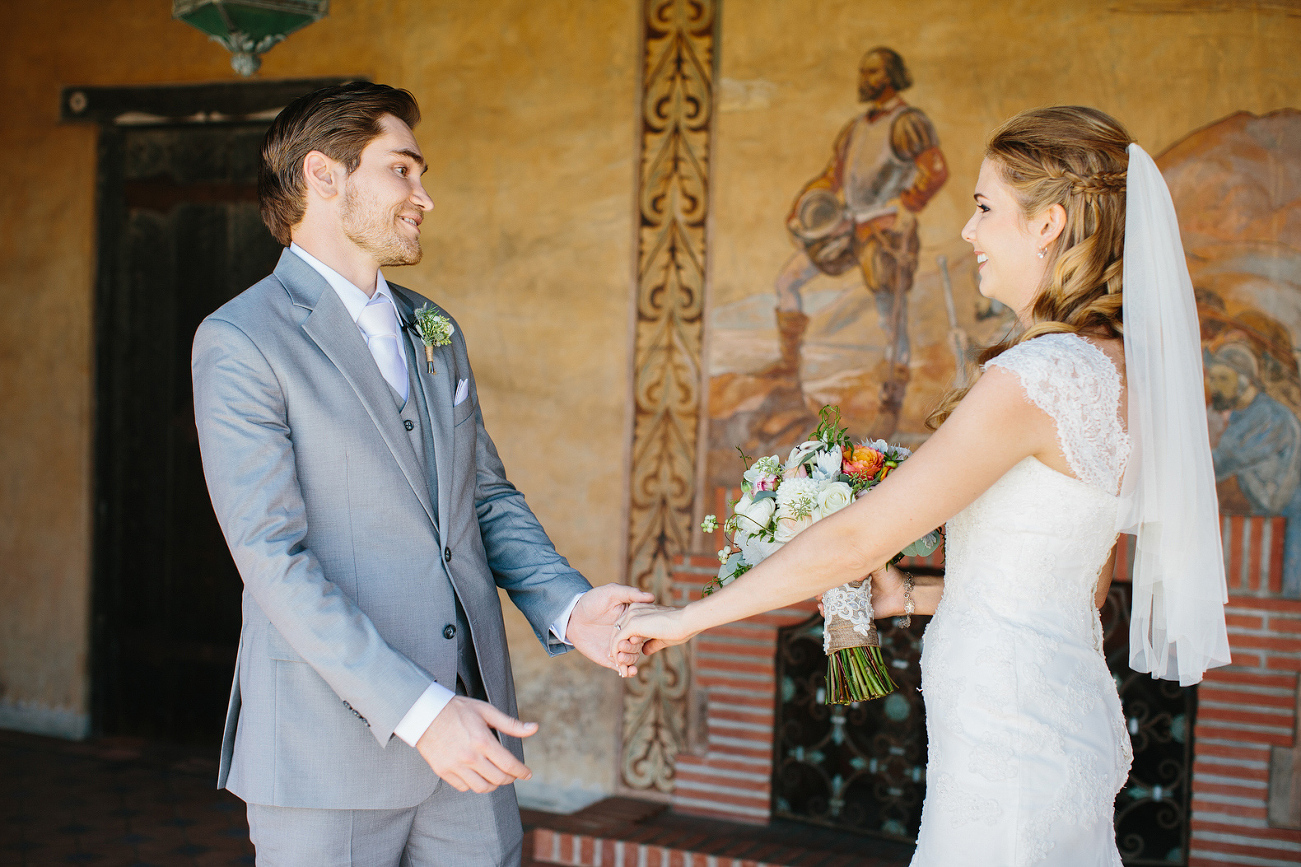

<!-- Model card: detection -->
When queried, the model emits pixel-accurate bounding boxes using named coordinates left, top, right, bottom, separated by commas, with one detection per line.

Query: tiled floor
left=0, top=730, right=253, bottom=866
left=524, top=797, right=916, bottom=867
left=1, top=730, right=910, bottom=866
left=0, top=730, right=560, bottom=866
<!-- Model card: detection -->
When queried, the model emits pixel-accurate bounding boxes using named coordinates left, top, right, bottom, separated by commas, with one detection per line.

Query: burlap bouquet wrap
left=823, top=582, right=879, bottom=653
left=821, top=579, right=896, bottom=702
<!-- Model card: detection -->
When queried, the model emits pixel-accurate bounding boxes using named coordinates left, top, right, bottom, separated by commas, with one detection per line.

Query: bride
left=612, top=106, right=1230, bottom=866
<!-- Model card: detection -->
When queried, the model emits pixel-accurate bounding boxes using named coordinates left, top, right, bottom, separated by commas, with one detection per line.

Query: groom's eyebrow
left=393, top=148, right=428, bottom=174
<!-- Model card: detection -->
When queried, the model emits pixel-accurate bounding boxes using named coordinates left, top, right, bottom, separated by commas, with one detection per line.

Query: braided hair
left=928, top=106, right=1132, bottom=428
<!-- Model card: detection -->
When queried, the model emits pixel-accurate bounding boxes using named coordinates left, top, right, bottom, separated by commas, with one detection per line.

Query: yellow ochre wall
left=0, top=0, right=637, bottom=806
left=0, top=0, right=1297, bottom=807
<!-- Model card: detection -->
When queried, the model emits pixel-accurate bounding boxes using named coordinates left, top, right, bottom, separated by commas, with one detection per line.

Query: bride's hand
left=869, top=563, right=908, bottom=618
left=609, top=603, right=696, bottom=673
left=818, top=571, right=885, bottom=618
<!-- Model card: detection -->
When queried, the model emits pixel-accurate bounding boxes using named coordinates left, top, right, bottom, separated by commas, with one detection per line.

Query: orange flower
left=843, top=445, right=885, bottom=480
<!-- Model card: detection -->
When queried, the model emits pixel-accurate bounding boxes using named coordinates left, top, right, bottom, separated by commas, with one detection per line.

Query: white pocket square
left=454, top=378, right=470, bottom=406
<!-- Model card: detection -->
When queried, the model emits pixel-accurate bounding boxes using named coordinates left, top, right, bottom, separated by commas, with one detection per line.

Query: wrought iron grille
left=772, top=608, right=930, bottom=841
left=1103, top=583, right=1199, bottom=866
left=771, top=580, right=1198, bottom=863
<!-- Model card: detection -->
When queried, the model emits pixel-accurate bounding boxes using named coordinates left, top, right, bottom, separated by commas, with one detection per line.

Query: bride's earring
left=1037, top=247, right=1047, bottom=259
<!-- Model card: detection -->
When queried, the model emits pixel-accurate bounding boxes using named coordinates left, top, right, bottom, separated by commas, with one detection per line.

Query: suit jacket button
left=444, top=547, right=452, bottom=563
left=404, top=420, right=414, bottom=431
left=443, top=624, right=456, bottom=640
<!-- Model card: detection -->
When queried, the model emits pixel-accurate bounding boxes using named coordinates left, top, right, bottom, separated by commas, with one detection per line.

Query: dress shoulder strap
left=984, top=333, right=1129, bottom=493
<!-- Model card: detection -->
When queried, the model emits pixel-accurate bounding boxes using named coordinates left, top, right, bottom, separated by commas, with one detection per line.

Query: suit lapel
left=279, top=252, right=437, bottom=527
left=392, top=288, right=455, bottom=531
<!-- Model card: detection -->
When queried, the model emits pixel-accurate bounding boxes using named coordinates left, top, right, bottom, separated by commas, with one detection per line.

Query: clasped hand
left=608, top=601, right=693, bottom=677
left=611, top=565, right=906, bottom=677
left=416, top=582, right=653, bottom=792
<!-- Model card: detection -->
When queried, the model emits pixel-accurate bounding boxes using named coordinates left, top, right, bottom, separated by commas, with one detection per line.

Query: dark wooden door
left=92, top=121, right=281, bottom=746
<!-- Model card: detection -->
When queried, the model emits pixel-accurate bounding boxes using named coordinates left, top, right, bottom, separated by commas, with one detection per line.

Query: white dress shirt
left=287, top=244, right=584, bottom=746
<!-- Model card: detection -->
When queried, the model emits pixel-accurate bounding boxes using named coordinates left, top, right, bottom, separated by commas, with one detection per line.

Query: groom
left=192, top=82, right=650, bottom=865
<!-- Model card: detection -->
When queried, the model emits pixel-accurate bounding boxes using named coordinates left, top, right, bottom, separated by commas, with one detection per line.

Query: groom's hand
left=566, top=583, right=655, bottom=676
left=416, top=696, right=537, bottom=793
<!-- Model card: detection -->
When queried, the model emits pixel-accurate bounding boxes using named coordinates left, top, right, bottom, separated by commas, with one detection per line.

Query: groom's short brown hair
left=259, top=82, right=421, bottom=246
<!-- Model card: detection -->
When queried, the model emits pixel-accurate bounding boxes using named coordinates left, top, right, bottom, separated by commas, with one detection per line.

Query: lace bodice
left=910, top=334, right=1133, bottom=867
left=985, top=332, right=1129, bottom=494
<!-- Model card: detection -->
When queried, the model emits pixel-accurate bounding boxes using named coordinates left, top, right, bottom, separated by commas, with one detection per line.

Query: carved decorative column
left=620, top=0, right=718, bottom=794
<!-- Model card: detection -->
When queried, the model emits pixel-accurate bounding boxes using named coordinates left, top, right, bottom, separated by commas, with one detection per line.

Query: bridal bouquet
left=701, top=406, right=940, bottom=704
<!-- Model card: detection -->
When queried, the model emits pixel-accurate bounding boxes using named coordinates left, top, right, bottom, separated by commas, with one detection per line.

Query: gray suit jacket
left=192, top=250, right=591, bottom=810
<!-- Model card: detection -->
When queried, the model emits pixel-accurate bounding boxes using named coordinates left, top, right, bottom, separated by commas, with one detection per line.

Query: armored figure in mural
left=771, top=46, right=949, bottom=437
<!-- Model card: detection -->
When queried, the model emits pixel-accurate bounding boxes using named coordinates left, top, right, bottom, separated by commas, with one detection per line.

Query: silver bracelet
left=900, top=571, right=916, bottom=628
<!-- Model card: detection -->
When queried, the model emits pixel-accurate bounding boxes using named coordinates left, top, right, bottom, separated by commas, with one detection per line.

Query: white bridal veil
left=1117, top=143, right=1231, bottom=686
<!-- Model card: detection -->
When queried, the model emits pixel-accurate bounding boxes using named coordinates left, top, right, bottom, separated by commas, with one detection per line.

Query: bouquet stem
left=822, top=578, right=898, bottom=704
left=826, top=644, right=897, bottom=704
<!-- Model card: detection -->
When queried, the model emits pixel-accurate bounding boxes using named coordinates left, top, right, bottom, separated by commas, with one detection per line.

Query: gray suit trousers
left=246, top=780, right=521, bottom=867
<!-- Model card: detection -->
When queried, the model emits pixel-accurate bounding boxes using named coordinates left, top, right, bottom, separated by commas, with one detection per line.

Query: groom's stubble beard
left=341, top=177, right=423, bottom=267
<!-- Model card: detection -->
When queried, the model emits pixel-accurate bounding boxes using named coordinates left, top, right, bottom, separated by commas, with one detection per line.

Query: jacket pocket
left=453, top=394, right=478, bottom=427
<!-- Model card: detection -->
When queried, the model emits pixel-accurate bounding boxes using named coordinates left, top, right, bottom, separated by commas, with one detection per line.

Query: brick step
left=524, top=797, right=914, bottom=867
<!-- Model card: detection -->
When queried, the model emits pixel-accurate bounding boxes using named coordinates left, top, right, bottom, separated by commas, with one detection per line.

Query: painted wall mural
left=1166, top=109, right=1301, bottom=597
left=764, top=47, right=948, bottom=440
left=704, top=47, right=997, bottom=494
left=704, top=105, right=1301, bottom=600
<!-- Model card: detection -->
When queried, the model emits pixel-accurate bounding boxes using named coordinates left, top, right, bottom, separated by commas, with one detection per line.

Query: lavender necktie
left=357, top=296, right=408, bottom=402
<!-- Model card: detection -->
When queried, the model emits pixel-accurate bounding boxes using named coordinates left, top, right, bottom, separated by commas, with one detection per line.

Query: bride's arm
left=616, top=367, right=1061, bottom=655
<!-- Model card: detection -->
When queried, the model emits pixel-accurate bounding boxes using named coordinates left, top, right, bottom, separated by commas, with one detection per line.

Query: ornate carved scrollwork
left=620, top=0, right=717, bottom=793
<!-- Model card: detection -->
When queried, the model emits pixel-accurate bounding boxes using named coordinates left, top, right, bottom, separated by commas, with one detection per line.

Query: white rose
left=817, top=481, right=854, bottom=516
left=733, top=494, right=777, bottom=535
left=773, top=513, right=814, bottom=544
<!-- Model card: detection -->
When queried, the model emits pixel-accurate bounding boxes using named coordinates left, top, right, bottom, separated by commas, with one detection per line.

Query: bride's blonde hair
left=928, top=106, right=1132, bottom=428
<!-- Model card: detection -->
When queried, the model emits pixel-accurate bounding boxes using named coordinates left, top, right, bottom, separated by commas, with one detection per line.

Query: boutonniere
left=412, top=304, right=454, bottom=374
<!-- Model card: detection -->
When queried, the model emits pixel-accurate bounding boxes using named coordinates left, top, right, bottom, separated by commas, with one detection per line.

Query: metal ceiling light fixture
left=173, top=0, right=329, bottom=77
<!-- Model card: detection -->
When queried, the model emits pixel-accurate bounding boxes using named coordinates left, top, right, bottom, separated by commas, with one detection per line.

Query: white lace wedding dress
left=911, top=332, right=1134, bottom=867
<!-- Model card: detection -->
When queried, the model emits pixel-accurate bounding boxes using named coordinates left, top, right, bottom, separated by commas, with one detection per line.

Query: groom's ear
left=302, top=150, right=344, bottom=203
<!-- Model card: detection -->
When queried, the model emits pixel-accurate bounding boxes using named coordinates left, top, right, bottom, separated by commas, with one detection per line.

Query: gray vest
left=390, top=344, right=484, bottom=701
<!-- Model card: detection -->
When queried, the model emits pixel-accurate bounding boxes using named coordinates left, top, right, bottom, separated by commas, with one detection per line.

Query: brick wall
left=669, top=553, right=812, bottom=824
left=1187, top=518, right=1301, bottom=866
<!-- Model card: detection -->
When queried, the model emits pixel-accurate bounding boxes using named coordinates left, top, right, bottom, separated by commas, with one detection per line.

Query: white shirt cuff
left=549, top=590, right=586, bottom=646
left=393, top=680, right=456, bottom=747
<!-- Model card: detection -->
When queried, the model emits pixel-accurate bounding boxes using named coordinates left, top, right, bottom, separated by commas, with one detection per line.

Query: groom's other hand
left=416, top=696, right=537, bottom=793
left=566, top=583, right=656, bottom=676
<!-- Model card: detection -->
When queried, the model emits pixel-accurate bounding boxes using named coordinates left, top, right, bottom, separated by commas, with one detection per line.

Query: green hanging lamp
left=173, top=0, right=329, bottom=77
